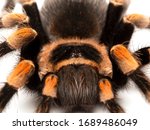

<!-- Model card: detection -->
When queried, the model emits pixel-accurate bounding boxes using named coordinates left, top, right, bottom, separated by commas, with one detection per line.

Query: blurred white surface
left=0, top=0, right=150, bottom=113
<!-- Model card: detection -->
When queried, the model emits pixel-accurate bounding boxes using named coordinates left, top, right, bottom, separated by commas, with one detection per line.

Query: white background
left=0, top=113, right=149, bottom=130
left=0, top=0, right=150, bottom=113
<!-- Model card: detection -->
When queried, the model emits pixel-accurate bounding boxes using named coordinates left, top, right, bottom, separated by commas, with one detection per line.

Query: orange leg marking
left=42, top=74, right=58, bottom=98
left=111, top=45, right=140, bottom=75
left=98, top=79, right=114, bottom=102
left=7, top=27, right=37, bottom=49
left=7, top=60, right=35, bottom=89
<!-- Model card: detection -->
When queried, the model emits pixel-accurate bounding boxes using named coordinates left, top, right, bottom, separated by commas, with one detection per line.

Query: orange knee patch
left=99, top=79, right=114, bottom=102
left=1, top=13, right=29, bottom=28
left=124, top=14, right=150, bottom=28
left=110, top=45, right=140, bottom=75
left=42, top=74, right=58, bottom=98
left=7, top=60, right=35, bottom=89
left=7, top=27, right=37, bottom=49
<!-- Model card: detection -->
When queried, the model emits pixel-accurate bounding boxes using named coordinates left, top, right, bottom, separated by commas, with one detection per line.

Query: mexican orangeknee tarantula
left=0, top=0, right=150, bottom=113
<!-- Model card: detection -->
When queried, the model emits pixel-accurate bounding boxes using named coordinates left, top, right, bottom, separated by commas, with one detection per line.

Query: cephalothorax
left=0, top=0, right=150, bottom=112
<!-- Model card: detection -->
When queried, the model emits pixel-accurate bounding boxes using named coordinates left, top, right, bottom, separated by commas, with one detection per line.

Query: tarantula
left=0, top=0, right=150, bottom=113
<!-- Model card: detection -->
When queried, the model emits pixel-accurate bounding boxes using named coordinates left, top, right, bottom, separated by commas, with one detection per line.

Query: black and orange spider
left=0, top=0, right=150, bottom=113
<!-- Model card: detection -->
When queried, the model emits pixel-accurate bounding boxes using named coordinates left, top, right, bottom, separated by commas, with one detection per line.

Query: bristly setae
left=0, top=0, right=150, bottom=113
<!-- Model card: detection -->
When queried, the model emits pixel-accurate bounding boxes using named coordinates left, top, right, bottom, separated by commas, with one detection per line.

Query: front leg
left=0, top=60, right=35, bottom=112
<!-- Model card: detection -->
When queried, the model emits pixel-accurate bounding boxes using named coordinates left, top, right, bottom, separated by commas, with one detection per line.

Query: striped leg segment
left=36, top=74, right=58, bottom=113
left=0, top=60, right=35, bottom=112
left=98, top=79, right=124, bottom=113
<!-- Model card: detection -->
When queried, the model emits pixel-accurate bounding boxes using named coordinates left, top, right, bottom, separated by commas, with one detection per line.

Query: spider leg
left=0, top=60, right=35, bottom=112
left=134, top=47, right=150, bottom=65
left=110, top=45, right=150, bottom=72
left=130, top=47, right=150, bottom=101
left=0, top=0, right=16, bottom=28
left=110, top=14, right=150, bottom=46
left=130, top=70, right=150, bottom=102
left=0, top=27, right=37, bottom=57
left=124, top=14, right=150, bottom=28
left=0, top=13, right=29, bottom=28
left=110, top=44, right=140, bottom=75
left=101, top=0, right=134, bottom=46
left=36, top=73, right=58, bottom=113
left=18, top=0, right=49, bottom=43
left=110, top=45, right=150, bottom=102
left=3, top=0, right=15, bottom=12
left=16, top=0, right=49, bottom=92
left=98, top=78, right=125, bottom=113
left=102, top=0, right=129, bottom=35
